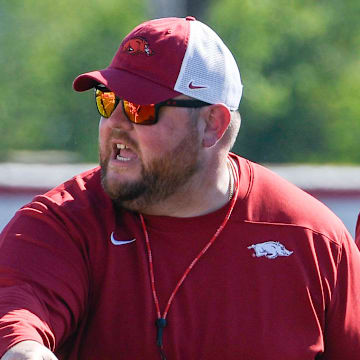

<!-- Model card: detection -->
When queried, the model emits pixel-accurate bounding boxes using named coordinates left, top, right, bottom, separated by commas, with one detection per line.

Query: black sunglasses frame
left=94, top=85, right=211, bottom=125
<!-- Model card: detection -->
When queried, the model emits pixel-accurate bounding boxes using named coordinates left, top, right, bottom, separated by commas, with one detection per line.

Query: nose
left=108, top=101, right=134, bottom=131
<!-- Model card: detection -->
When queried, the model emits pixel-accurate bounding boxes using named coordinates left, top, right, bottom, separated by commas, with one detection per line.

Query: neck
left=139, top=157, right=235, bottom=218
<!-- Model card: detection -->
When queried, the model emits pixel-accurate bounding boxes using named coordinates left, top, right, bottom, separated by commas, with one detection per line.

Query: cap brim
left=73, top=67, right=181, bottom=105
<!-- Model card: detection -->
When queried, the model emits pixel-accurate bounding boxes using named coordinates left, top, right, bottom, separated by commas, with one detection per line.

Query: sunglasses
left=94, top=84, right=211, bottom=125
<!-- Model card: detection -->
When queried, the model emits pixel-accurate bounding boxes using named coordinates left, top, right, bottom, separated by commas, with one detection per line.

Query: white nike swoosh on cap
left=110, top=232, right=136, bottom=245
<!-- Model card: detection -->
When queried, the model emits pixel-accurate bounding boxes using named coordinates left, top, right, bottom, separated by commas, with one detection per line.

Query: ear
left=202, top=104, right=231, bottom=148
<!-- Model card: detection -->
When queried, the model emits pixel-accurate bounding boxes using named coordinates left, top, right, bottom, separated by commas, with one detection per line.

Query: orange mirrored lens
left=123, top=101, right=156, bottom=124
left=95, top=89, right=117, bottom=118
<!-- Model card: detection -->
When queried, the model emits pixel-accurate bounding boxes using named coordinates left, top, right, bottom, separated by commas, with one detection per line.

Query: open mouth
left=113, top=143, right=137, bottom=162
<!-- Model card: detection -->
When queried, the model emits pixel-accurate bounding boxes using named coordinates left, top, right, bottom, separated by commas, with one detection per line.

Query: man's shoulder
left=25, top=166, right=112, bottom=218
left=232, top=155, right=348, bottom=242
left=0, top=166, right=115, bottom=243
left=45, top=166, right=102, bottom=197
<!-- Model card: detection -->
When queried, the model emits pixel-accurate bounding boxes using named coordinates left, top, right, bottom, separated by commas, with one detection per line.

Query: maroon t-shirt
left=1, top=154, right=360, bottom=359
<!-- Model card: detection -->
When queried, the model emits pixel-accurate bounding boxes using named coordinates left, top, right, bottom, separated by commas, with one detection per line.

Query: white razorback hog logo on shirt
left=247, top=241, right=293, bottom=259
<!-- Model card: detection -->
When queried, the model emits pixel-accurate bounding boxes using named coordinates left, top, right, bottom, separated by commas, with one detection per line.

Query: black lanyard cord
left=156, top=318, right=168, bottom=359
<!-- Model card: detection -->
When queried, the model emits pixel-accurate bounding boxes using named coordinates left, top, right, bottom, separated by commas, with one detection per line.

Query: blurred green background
left=1, top=0, right=359, bottom=164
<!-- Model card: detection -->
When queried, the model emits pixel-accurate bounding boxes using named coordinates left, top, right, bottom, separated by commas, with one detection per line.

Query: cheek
left=99, top=117, right=113, bottom=139
left=136, top=129, right=175, bottom=162
left=138, top=137, right=164, bottom=164
left=98, top=117, right=107, bottom=135
left=98, top=118, right=110, bottom=152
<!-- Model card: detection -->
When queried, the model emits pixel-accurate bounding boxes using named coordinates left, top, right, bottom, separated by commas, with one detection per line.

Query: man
left=1, top=16, right=360, bottom=360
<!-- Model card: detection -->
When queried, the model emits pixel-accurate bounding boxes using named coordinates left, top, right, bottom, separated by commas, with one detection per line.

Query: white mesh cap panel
left=174, top=20, right=243, bottom=110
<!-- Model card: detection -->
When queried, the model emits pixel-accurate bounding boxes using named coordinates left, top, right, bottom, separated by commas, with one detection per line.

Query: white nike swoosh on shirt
left=110, top=232, right=136, bottom=246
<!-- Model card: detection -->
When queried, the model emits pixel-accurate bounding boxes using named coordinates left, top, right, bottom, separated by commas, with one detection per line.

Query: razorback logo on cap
left=122, top=37, right=153, bottom=56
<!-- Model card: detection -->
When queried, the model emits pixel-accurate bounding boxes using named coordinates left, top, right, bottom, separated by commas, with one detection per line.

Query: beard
left=100, top=122, right=201, bottom=212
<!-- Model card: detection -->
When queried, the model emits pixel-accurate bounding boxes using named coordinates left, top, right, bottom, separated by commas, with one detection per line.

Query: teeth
left=116, top=143, right=127, bottom=149
left=117, top=155, right=131, bottom=161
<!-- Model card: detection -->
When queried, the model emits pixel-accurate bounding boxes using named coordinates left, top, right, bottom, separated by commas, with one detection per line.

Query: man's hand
left=1, top=341, right=58, bottom=360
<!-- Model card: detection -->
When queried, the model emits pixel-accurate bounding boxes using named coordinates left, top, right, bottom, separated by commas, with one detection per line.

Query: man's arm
left=0, top=199, right=90, bottom=356
left=322, top=229, right=360, bottom=358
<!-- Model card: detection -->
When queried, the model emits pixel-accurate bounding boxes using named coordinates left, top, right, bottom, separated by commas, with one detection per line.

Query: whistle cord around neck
left=139, top=157, right=239, bottom=359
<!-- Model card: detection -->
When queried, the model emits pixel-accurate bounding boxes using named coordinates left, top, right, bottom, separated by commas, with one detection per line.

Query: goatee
left=100, top=125, right=201, bottom=212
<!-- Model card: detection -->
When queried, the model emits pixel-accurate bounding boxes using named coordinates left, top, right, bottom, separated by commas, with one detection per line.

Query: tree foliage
left=207, top=0, right=360, bottom=163
left=0, top=0, right=359, bottom=164
left=0, top=0, right=146, bottom=162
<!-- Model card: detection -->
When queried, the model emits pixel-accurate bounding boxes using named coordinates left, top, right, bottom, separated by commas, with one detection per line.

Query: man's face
left=98, top=97, right=202, bottom=212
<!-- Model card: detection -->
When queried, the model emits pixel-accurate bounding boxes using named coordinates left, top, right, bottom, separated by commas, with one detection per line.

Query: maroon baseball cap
left=73, top=16, right=243, bottom=109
